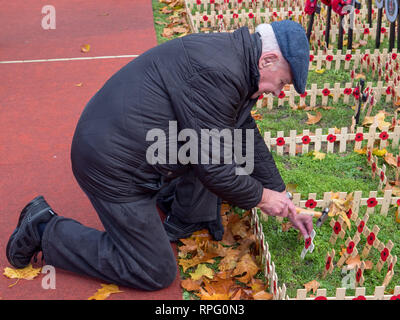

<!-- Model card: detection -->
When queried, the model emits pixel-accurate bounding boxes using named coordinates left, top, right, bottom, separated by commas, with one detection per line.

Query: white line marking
left=0, top=55, right=139, bottom=64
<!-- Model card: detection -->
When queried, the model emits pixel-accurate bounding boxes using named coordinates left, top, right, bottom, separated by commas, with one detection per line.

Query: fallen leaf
left=232, top=253, right=259, bottom=284
left=306, top=111, right=322, bottom=125
left=181, top=278, right=202, bottom=291
left=304, top=280, right=320, bottom=294
left=218, top=248, right=240, bottom=271
left=373, top=148, right=387, bottom=157
left=364, top=260, right=373, bottom=270
left=281, top=221, right=294, bottom=232
left=384, top=153, right=397, bottom=167
left=313, top=150, right=326, bottom=161
left=162, top=27, right=174, bottom=38
left=346, top=254, right=361, bottom=270
left=88, top=284, right=123, bottom=300
left=197, top=287, right=230, bottom=300
left=355, top=73, right=366, bottom=80
left=3, top=264, right=41, bottom=281
left=189, top=264, right=214, bottom=281
left=253, top=290, right=273, bottom=300
left=315, top=68, right=326, bottom=74
left=80, top=44, right=91, bottom=53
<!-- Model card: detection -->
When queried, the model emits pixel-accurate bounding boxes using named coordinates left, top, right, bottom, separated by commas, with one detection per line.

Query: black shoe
left=6, top=196, right=57, bottom=268
left=163, top=215, right=206, bottom=242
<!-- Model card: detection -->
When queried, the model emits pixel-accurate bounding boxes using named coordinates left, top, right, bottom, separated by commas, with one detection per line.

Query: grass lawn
left=151, top=1, right=400, bottom=299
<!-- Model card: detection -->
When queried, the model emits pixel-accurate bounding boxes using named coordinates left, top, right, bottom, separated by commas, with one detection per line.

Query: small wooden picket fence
left=250, top=202, right=400, bottom=300
left=256, top=80, right=399, bottom=109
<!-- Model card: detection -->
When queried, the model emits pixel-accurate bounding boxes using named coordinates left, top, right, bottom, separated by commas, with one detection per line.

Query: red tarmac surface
left=0, top=0, right=182, bottom=299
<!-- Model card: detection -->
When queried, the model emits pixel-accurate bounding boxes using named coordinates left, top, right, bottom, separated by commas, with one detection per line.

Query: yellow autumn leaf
left=354, top=147, right=367, bottom=154
left=88, top=284, right=123, bottom=300
left=313, top=150, right=326, bottom=161
left=80, top=44, right=91, bottom=53
left=190, top=264, right=214, bottom=281
left=339, top=211, right=351, bottom=229
left=3, top=264, right=41, bottom=280
left=372, top=148, right=387, bottom=157
left=315, top=68, right=326, bottom=74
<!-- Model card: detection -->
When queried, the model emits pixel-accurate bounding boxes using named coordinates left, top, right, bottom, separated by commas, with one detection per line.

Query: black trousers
left=41, top=170, right=220, bottom=290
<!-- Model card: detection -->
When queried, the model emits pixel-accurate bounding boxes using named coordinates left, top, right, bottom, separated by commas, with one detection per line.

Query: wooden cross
left=322, top=249, right=335, bottom=279
left=337, top=234, right=361, bottom=268
left=329, top=215, right=347, bottom=245
left=376, top=240, right=394, bottom=272
left=300, top=229, right=316, bottom=260
left=355, top=213, right=370, bottom=237
left=383, top=255, right=397, bottom=287
left=361, top=225, right=381, bottom=259
left=355, top=261, right=366, bottom=287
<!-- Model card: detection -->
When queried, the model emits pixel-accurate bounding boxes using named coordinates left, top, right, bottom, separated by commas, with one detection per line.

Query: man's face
left=251, top=51, right=293, bottom=99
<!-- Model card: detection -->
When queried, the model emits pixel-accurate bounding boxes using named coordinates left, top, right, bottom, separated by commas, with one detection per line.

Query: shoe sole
left=6, top=196, right=50, bottom=268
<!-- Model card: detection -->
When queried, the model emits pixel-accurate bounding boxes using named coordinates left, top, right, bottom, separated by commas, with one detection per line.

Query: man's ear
left=259, top=52, right=279, bottom=70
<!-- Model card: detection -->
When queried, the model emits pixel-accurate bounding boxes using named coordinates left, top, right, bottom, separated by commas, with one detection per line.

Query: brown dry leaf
left=249, top=278, right=267, bottom=293
left=364, top=260, right=373, bottom=270
left=154, top=20, right=167, bottom=25
left=354, top=147, right=367, bottom=154
left=172, top=26, right=188, bottom=34
left=305, top=111, right=322, bottom=125
left=304, top=280, right=320, bottom=294
left=162, top=27, right=174, bottom=38
left=80, top=44, right=91, bottom=53
left=197, top=287, right=230, bottom=300
left=355, top=73, right=366, bottom=80
left=218, top=248, right=240, bottom=271
left=281, top=221, right=294, bottom=232
left=346, top=254, right=361, bottom=270
left=321, top=106, right=335, bottom=110
left=232, top=253, right=259, bottom=284
left=251, top=110, right=263, bottom=121
left=384, top=153, right=397, bottom=167
left=181, top=278, right=202, bottom=291
left=88, top=284, right=123, bottom=300
left=203, top=276, right=235, bottom=297
left=253, top=290, right=273, bottom=300
left=160, top=6, right=173, bottom=14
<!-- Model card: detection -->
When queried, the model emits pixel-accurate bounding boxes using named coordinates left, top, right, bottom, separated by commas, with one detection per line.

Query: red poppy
left=248, top=13, right=254, bottom=19
left=381, top=248, right=389, bottom=261
left=325, top=256, right=332, bottom=270
left=273, top=12, right=278, bottom=17
left=390, top=294, right=400, bottom=300
left=380, top=171, right=385, bottom=182
left=314, top=296, right=327, bottom=300
left=355, top=9, right=360, bottom=14
left=355, top=133, right=364, bottom=141
left=386, top=86, right=392, bottom=95
left=302, top=135, right=311, bottom=144
left=278, top=91, right=285, bottom=99
left=381, top=27, right=386, bottom=33
left=393, top=53, right=398, bottom=60
left=345, top=54, right=352, bottom=61
left=203, top=15, right=209, bottom=21
left=346, top=209, right=352, bottom=219
left=237, top=0, right=242, bottom=2
left=344, top=88, right=352, bottom=95
left=326, top=55, right=333, bottom=62
left=305, top=237, right=312, bottom=249
left=258, top=94, right=264, bottom=100
left=217, top=14, right=223, bottom=19
left=210, top=0, right=215, bottom=3
left=333, top=221, right=342, bottom=234
left=398, top=156, right=400, bottom=167
left=327, top=134, right=336, bottom=143
left=322, top=88, right=331, bottom=96
left=300, top=91, right=308, bottom=98
left=356, top=268, right=362, bottom=282
left=288, top=10, right=293, bottom=16
left=388, top=263, right=393, bottom=272
left=379, top=131, right=389, bottom=140
left=353, top=295, right=366, bottom=300
left=276, top=137, right=285, bottom=146
left=367, top=232, right=376, bottom=245
left=196, top=0, right=202, bottom=4
left=371, top=162, right=376, bottom=173
left=309, top=55, right=314, bottom=62
left=357, top=221, right=365, bottom=233
left=305, top=199, right=317, bottom=209
left=367, top=197, right=377, bottom=208
left=363, top=54, right=369, bottom=61
left=352, top=87, right=360, bottom=98
left=346, top=241, right=355, bottom=254
left=367, top=150, right=372, bottom=162
left=364, top=28, right=370, bottom=35
left=232, top=13, right=239, bottom=18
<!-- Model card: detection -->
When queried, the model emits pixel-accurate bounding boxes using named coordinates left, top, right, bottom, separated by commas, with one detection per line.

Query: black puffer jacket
left=71, top=27, right=285, bottom=210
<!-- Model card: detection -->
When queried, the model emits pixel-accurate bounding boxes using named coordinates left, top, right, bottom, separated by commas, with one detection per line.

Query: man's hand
left=257, top=188, right=313, bottom=238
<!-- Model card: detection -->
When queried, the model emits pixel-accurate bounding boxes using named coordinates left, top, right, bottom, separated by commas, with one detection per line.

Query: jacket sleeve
left=169, top=69, right=263, bottom=210
left=239, top=113, right=286, bottom=192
